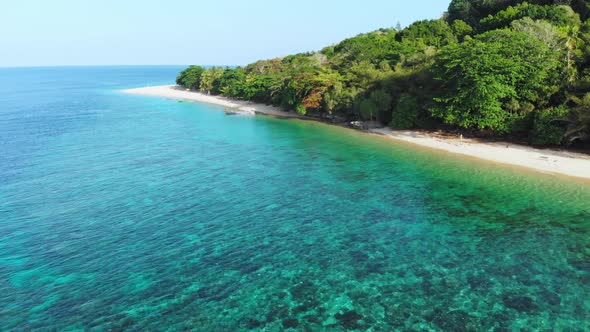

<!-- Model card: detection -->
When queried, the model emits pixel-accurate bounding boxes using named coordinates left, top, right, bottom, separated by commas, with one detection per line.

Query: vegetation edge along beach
left=128, top=0, right=590, bottom=180
left=123, top=85, right=590, bottom=180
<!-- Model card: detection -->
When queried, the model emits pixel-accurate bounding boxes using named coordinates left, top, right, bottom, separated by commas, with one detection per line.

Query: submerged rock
left=431, top=309, right=475, bottom=332
left=303, top=314, right=321, bottom=324
left=240, top=317, right=263, bottom=329
left=290, top=280, right=317, bottom=302
left=538, top=289, right=561, bottom=306
left=335, top=310, right=366, bottom=330
left=265, top=304, right=289, bottom=322
left=195, top=283, right=236, bottom=302
left=282, top=318, right=299, bottom=329
left=467, top=273, right=493, bottom=291
left=502, top=294, right=539, bottom=312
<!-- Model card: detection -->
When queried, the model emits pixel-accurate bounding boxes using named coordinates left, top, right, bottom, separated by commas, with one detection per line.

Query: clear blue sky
left=0, top=0, right=450, bottom=67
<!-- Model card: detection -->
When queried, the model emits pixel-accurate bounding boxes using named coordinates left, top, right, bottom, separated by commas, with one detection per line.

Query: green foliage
left=322, top=80, right=344, bottom=115
left=295, top=104, right=307, bottom=115
left=359, top=99, right=378, bottom=121
left=451, top=20, right=474, bottom=41
left=346, top=61, right=389, bottom=89
left=480, top=3, right=580, bottom=31
left=214, top=68, right=246, bottom=97
left=511, top=17, right=563, bottom=50
left=447, top=0, right=477, bottom=26
left=397, top=20, right=458, bottom=48
left=175, top=0, right=590, bottom=147
left=200, top=67, right=224, bottom=94
left=369, top=89, right=393, bottom=122
left=330, top=30, right=399, bottom=66
left=448, top=0, right=588, bottom=27
left=390, top=95, right=420, bottom=129
left=447, top=0, right=515, bottom=27
left=564, top=93, right=590, bottom=143
left=529, top=106, right=570, bottom=145
left=430, top=30, right=561, bottom=133
left=176, top=65, right=205, bottom=89
left=240, top=74, right=271, bottom=101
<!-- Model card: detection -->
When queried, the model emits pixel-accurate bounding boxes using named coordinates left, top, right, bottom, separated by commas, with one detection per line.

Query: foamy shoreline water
left=123, top=85, right=590, bottom=181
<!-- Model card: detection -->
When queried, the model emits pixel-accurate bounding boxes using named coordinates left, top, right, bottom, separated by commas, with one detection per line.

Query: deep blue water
left=1, top=66, right=590, bottom=331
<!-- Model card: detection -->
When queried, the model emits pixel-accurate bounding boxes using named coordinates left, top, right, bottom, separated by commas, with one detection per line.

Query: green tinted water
left=1, top=67, right=590, bottom=331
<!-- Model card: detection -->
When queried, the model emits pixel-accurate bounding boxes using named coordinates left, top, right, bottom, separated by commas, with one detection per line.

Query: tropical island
left=127, top=0, right=590, bottom=179
left=6, top=1, right=590, bottom=330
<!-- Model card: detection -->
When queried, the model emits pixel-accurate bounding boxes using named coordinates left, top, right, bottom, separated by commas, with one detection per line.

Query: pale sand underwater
left=123, top=85, right=590, bottom=181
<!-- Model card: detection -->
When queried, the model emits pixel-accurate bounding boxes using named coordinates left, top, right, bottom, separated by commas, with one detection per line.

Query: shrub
left=391, top=95, right=420, bottom=129
left=295, top=104, right=307, bottom=115
left=529, top=106, right=570, bottom=145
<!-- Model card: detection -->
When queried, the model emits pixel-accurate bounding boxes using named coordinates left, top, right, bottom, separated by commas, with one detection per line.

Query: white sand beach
left=123, top=85, right=590, bottom=181
left=368, top=128, right=590, bottom=180
left=123, top=85, right=303, bottom=118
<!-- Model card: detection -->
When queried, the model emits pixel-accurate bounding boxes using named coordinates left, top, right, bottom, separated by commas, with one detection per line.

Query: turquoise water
left=1, top=67, right=590, bottom=331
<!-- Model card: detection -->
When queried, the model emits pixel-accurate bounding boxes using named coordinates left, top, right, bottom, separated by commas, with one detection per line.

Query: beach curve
left=122, top=85, right=590, bottom=181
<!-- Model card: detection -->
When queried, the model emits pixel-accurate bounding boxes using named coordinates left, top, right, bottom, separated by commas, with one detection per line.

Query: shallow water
left=1, top=67, right=590, bottom=331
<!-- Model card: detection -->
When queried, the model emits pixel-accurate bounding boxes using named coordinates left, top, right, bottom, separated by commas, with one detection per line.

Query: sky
left=0, top=0, right=450, bottom=67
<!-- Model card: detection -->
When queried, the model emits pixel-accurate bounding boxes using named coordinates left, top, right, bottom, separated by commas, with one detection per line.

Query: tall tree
left=562, top=24, right=583, bottom=83
left=176, top=65, right=205, bottom=90
left=200, top=67, right=224, bottom=94
left=430, top=30, right=561, bottom=132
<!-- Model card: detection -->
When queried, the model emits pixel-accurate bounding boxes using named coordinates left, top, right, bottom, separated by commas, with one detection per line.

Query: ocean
left=1, top=66, right=589, bottom=330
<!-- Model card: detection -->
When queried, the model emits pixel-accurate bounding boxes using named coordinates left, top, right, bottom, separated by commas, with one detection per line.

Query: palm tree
left=562, top=24, right=582, bottom=83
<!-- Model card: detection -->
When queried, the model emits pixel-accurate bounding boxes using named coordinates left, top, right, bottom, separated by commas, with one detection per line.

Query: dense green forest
left=177, top=0, right=590, bottom=147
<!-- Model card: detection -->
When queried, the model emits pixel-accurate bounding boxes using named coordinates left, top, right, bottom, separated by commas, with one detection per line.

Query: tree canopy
left=176, top=66, right=205, bottom=90
left=430, top=29, right=560, bottom=132
left=176, top=0, right=590, bottom=147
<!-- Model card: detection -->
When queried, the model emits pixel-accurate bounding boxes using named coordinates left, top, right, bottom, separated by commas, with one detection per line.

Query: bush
left=529, top=106, right=570, bottom=145
left=295, top=104, right=307, bottom=115
left=359, top=99, right=378, bottom=121
left=369, top=89, right=393, bottom=123
left=391, top=95, right=420, bottom=129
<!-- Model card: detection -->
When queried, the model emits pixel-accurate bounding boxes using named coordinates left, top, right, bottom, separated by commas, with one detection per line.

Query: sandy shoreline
left=122, top=85, right=590, bottom=181
left=123, top=85, right=304, bottom=118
